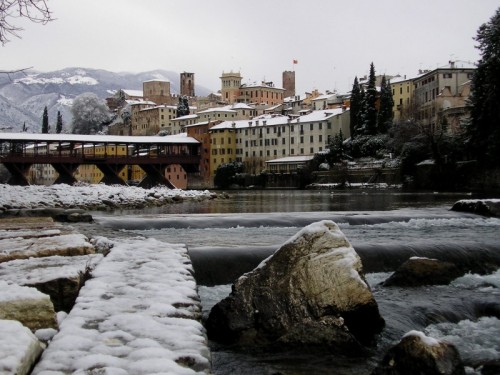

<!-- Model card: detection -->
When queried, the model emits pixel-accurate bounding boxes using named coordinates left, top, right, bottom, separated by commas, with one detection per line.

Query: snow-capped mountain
left=0, top=67, right=213, bottom=133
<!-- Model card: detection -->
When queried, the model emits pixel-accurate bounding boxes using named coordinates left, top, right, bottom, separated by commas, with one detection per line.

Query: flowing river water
left=81, top=189, right=500, bottom=374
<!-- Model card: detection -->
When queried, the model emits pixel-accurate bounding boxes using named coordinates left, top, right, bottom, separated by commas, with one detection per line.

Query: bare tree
left=0, top=0, right=53, bottom=45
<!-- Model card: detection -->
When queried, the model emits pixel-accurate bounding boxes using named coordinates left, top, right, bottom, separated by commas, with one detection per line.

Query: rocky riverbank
left=0, top=216, right=211, bottom=374
left=0, top=183, right=226, bottom=214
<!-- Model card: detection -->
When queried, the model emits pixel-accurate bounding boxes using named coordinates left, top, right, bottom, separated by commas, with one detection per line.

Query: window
left=310, top=123, right=314, bottom=131
left=300, top=136, right=304, bottom=143
left=310, top=135, right=314, bottom=143
left=443, top=73, right=452, bottom=79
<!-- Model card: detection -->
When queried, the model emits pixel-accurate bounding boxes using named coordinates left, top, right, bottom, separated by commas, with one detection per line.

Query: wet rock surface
left=206, top=220, right=384, bottom=353
left=451, top=199, right=500, bottom=217
left=383, top=257, right=463, bottom=287
left=371, top=330, right=465, bottom=375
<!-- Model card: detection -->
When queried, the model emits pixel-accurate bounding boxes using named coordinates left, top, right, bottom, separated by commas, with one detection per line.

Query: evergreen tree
left=357, top=86, right=366, bottom=135
left=176, top=96, right=190, bottom=117
left=377, top=75, right=394, bottom=134
left=326, top=129, right=345, bottom=164
left=42, top=106, right=49, bottom=133
left=56, top=111, right=63, bottom=134
left=349, top=77, right=361, bottom=139
left=467, top=7, right=500, bottom=167
left=183, top=96, right=190, bottom=116
left=363, top=62, right=378, bottom=135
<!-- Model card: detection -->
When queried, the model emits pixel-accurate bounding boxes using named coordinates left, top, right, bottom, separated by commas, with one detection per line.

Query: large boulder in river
left=206, top=220, right=384, bottom=352
left=371, top=330, right=465, bottom=375
left=383, top=257, right=463, bottom=287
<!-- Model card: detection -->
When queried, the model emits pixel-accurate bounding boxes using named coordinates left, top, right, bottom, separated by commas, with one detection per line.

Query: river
left=84, top=189, right=500, bottom=374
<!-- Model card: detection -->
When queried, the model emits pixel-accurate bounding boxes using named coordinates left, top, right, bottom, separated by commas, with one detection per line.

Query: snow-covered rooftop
left=230, top=103, right=254, bottom=110
left=172, top=114, right=199, bottom=121
left=265, top=155, right=314, bottom=164
left=197, top=107, right=236, bottom=114
left=122, top=89, right=144, bottom=97
left=209, top=109, right=346, bottom=131
left=0, top=132, right=199, bottom=144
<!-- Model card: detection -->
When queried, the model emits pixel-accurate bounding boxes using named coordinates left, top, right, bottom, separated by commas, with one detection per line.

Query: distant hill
left=0, top=67, right=213, bottom=133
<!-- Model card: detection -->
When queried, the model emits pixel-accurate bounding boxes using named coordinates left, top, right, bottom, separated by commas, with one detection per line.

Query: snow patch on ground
left=0, top=183, right=215, bottom=210
left=14, top=74, right=98, bottom=86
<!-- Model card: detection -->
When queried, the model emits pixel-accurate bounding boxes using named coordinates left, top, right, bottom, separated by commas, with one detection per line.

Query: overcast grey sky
left=2, top=0, right=499, bottom=93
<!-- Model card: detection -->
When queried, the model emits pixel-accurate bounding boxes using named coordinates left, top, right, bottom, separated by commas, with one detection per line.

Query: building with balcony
left=413, top=61, right=475, bottom=133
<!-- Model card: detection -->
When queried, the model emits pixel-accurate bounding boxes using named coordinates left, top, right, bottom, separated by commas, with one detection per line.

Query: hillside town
left=0, top=52, right=482, bottom=191
left=19, top=60, right=473, bottom=189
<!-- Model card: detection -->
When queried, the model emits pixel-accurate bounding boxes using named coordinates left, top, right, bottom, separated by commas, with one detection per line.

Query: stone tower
left=143, top=80, right=172, bottom=105
left=282, top=70, right=296, bottom=98
left=220, top=71, right=242, bottom=104
left=180, top=72, right=195, bottom=97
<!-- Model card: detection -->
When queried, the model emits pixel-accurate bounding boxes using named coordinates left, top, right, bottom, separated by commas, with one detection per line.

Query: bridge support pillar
left=96, top=164, right=127, bottom=185
left=3, top=162, right=32, bottom=185
left=52, top=163, right=79, bottom=185
left=138, top=165, right=174, bottom=189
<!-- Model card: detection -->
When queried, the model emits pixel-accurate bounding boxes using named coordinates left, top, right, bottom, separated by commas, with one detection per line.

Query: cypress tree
left=467, top=7, right=500, bottom=167
left=363, top=62, right=378, bottom=135
left=349, top=77, right=361, bottom=139
left=42, top=106, right=49, bottom=133
left=56, top=111, right=63, bottom=134
left=377, top=75, right=394, bottom=134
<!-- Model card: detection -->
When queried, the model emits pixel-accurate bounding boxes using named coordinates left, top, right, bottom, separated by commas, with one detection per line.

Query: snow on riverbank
left=32, top=237, right=211, bottom=374
left=0, top=183, right=218, bottom=211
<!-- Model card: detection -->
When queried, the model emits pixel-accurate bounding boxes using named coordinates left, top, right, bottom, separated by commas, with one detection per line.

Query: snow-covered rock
left=0, top=281, right=58, bottom=331
left=0, top=319, right=44, bottom=375
left=0, top=254, right=103, bottom=312
left=206, top=220, right=384, bottom=352
left=32, top=237, right=211, bottom=374
left=371, top=330, right=465, bottom=375
left=0, top=232, right=95, bottom=263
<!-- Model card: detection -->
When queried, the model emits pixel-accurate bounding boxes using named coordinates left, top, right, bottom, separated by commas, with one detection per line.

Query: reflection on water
left=98, top=189, right=489, bottom=216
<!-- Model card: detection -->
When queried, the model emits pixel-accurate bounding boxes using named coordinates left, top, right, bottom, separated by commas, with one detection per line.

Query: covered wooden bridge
left=0, top=133, right=201, bottom=188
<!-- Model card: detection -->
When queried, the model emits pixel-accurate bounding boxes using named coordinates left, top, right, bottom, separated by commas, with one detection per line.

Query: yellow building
left=209, top=124, right=237, bottom=177
left=391, top=75, right=415, bottom=122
